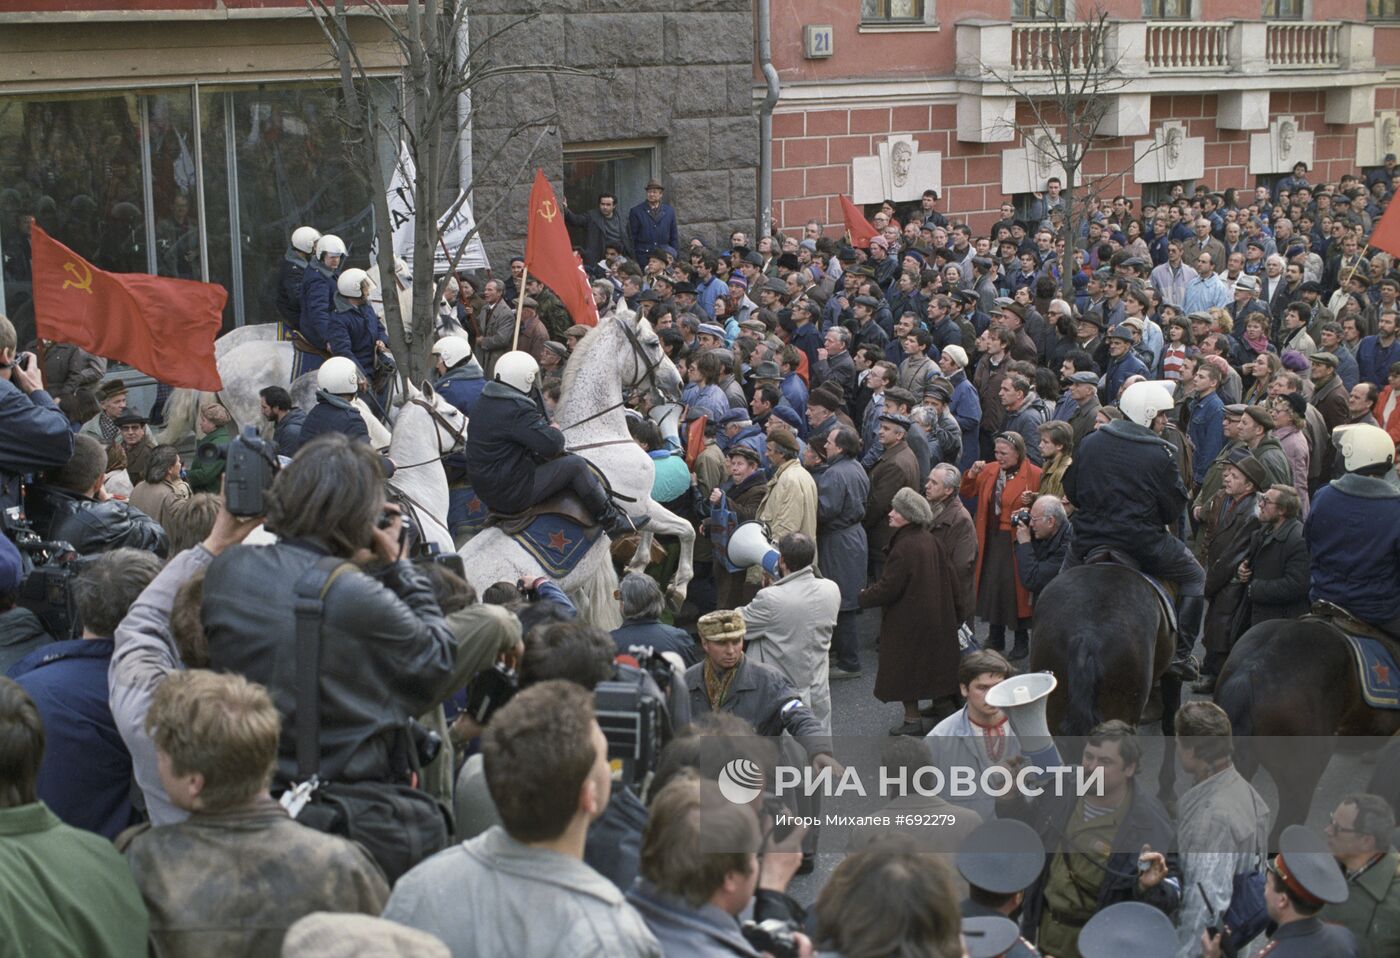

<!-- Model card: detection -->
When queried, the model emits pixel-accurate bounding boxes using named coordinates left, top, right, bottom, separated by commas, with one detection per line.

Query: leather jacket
left=201, top=539, right=455, bottom=786
left=25, top=484, right=168, bottom=557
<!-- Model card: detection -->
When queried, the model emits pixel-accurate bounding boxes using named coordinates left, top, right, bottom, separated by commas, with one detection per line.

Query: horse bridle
left=390, top=396, right=467, bottom=470
left=557, top=317, right=673, bottom=434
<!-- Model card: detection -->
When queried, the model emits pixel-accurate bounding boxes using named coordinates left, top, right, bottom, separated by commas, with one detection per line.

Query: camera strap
left=291, top=557, right=358, bottom=784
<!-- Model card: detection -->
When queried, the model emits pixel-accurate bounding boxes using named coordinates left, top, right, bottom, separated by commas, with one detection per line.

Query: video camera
left=1, top=505, right=84, bottom=639
left=196, top=426, right=280, bottom=517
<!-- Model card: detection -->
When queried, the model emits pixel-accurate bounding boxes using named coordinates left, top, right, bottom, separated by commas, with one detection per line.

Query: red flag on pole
left=524, top=170, right=600, bottom=327
left=30, top=226, right=224, bottom=390
left=838, top=195, right=878, bottom=249
left=1370, top=199, right=1400, bottom=261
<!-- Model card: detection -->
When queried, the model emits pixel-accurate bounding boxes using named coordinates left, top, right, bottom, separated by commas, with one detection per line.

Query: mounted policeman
left=1062, top=379, right=1205, bottom=680
left=293, top=233, right=345, bottom=379
left=298, top=356, right=396, bottom=478
left=464, top=350, right=647, bottom=534
left=275, top=225, right=320, bottom=340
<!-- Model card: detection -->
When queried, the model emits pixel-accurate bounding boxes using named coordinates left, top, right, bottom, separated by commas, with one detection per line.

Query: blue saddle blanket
left=448, top=484, right=491, bottom=537
left=1341, top=634, right=1400, bottom=709
left=510, top=513, right=603, bottom=580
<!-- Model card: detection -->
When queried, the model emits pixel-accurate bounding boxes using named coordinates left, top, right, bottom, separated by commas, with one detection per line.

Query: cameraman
left=0, top=315, right=73, bottom=514
left=25, top=434, right=168, bottom=557
left=199, top=434, right=453, bottom=860
left=1013, top=494, right=1073, bottom=603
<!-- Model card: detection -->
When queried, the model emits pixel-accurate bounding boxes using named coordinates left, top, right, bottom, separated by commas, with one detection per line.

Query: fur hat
left=697, top=608, right=746, bottom=643
left=891, top=486, right=934, bottom=528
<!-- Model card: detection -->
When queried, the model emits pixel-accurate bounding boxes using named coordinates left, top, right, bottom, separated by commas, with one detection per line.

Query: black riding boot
left=1008, top=628, right=1030, bottom=661
left=983, top=624, right=1006, bottom=652
left=1171, top=596, right=1205, bottom=681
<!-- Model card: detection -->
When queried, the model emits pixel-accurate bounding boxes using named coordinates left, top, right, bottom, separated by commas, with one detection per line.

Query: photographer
left=0, top=315, right=73, bottom=514
left=627, top=769, right=813, bottom=958
left=1013, top=494, right=1073, bottom=603
left=199, top=433, right=454, bottom=876
left=24, top=433, right=168, bottom=557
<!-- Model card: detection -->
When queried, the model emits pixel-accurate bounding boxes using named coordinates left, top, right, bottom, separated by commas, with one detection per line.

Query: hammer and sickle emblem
left=61, top=261, right=93, bottom=294
left=538, top=199, right=558, bottom=223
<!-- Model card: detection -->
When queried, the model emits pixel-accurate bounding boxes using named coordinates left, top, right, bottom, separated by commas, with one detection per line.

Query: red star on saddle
left=1373, top=661, right=1392, bottom=686
left=547, top=530, right=572, bottom=553
left=467, top=497, right=482, bottom=512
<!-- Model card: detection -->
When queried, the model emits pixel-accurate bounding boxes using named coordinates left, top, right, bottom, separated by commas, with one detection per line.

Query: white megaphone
left=648, top=402, right=683, bottom=448
left=985, top=671, right=1060, bottom=768
left=727, top=521, right=781, bottom=577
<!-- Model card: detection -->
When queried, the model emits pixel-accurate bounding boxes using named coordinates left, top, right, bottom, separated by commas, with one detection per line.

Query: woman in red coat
left=859, top=487, right=967, bottom=736
left=960, top=432, right=1042, bottom=660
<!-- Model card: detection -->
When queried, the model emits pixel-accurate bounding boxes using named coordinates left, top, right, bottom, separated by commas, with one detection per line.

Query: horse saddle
left=1083, top=548, right=1178, bottom=634
left=1308, top=602, right=1400, bottom=710
left=488, top=492, right=597, bottom=536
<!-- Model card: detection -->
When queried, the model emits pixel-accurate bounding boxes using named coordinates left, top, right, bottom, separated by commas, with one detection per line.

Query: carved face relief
left=1278, top=121, right=1295, bottom=161
left=1036, top=135, right=1055, bottom=177
left=1165, top=128, right=1182, bottom=168
left=891, top=141, right=913, bottom=188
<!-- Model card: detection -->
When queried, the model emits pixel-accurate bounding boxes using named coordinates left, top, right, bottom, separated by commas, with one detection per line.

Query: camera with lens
left=2, top=505, right=83, bottom=639
left=461, top=662, right=519, bottom=726
left=1010, top=508, right=1032, bottom=528
left=197, top=426, right=280, bottom=517
left=741, top=919, right=801, bottom=958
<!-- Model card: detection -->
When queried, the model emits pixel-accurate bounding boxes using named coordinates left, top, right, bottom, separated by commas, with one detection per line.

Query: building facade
left=764, top=0, right=1400, bottom=235
left=0, top=0, right=756, bottom=340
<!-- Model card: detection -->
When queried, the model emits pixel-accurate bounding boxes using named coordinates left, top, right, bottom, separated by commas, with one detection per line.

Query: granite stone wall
left=468, top=0, right=758, bottom=267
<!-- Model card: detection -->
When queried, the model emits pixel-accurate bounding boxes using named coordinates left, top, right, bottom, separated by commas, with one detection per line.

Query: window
left=1262, top=0, right=1303, bottom=17
left=0, top=80, right=393, bottom=341
left=1370, top=0, right=1400, bottom=18
left=1013, top=0, right=1068, bottom=19
left=1144, top=0, right=1190, bottom=17
left=562, top=144, right=657, bottom=252
left=861, top=0, right=925, bottom=20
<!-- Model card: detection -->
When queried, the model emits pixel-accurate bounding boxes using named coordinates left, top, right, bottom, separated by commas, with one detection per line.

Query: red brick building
left=762, top=0, right=1400, bottom=235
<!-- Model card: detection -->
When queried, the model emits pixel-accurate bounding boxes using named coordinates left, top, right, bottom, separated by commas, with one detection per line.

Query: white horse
left=386, top=381, right=466, bottom=556
left=457, top=308, right=689, bottom=629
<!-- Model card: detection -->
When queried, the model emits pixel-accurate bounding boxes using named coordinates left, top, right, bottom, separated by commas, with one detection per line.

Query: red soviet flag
left=838, top=195, right=878, bottom=249
left=30, top=226, right=224, bottom=390
left=1371, top=198, right=1400, bottom=261
left=524, top=169, right=599, bottom=327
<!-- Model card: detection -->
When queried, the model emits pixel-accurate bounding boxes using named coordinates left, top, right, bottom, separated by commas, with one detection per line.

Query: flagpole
left=512, top=263, right=529, bottom=351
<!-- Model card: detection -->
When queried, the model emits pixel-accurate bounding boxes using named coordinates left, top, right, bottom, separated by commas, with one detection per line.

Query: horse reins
left=386, top=397, right=467, bottom=470
left=558, top=317, right=673, bottom=453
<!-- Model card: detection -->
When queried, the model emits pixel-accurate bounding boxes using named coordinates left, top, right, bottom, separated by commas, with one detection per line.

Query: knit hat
left=891, top=486, right=934, bottom=528
left=941, top=344, right=968, bottom=368
left=697, top=608, right=746, bottom=643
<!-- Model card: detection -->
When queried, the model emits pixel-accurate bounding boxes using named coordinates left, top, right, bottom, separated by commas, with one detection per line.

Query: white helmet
left=291, top=226, right=321, bottom=254
left=1118, top=380, right=1176, bottom=428
left=337, top=267, right=375, bottom=298
left=317, top=356, right=360, bottom=395
left=315, top=234, right=347, bottom=260
left=432, top=337, right=472, bottom=368
left=1334, top=423, right=1396, bottom=473
left=494, top=351, right=540, bottom=393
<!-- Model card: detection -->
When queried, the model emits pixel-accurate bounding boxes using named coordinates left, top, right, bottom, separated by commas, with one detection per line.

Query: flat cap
left=1242, top=404, right=1273, bottom=430
left=739, top=318, right=768, bottom=335
left=763, top=278, right=789, bottom=295
left=565, top=324, right=592, bottom=338
left=1309, top=350, right=1340, bottom=368
left=743, top=251, right=765, bottom=267
left=878, top=411, right=912, bottom=430
left=719, top=407, right=751, bottom=425
left=1107, top=324, right=1135, bottom=342
left=725, top=444, right=762, bottom=465
left=113, top=411, right=148, bottom=427
left=853, top=295, right=880, bottom=309
left=1068, top=371, right=1099, bottom=385
left=809, top=384, right=844, bottom=411
left=750, top=360, right=782, bottom=380
left=697, top=323, right=726, bottom=341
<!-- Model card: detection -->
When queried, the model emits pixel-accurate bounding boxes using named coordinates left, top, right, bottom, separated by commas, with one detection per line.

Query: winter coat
left=864, top=439, right=921, bottom=557
left=626, top=881, right=761, bottom=958
left=1066, top=419, right=1188, bottom=554
left=120, top=797, right=389, bottom=958
left=738, top=566, right=841, bottom=734
left=948, top=372, right=982, bottom=469
left=1275, top=423, right=1311, bottom=516
left=755, top=459, right=818, bottom=557
left=463, top=381, right=565, bottom=515
left=1004, top=401, right=1048, bottom=466
left=815, top=455, right=870, bottom=611
left=299, top=392, right=396, bottom=477
left=185, top=424, right=229, bottom=494
left=0, top=381, right=73, bottom=512
left=0, top=606, right=51, bottom=676
left=611, top=619, right=698, bottom=668
left=274, top=248, right=309, bottom=330
left=1201, top=492, right=1259, bottom=655
left=1249, top=435, right=1294, bottom=489
left=1311, top=373, right=1350, bottom=478
left=201, top=542, right=455, bottom=788
left=930, top=499, right=978, bottom=619
left=40, top=342, right=106, bottom=402
left=627, top=201, right=678, bottom=263
left=1038, top=452, right=1071, bottom=500
left=8, top=638, right=136, bottom=839
left=273, top=408, right=306, bottom=458
left=897, top=354, right=939, bottom=403
left=973, top=355, right=1009, bottom=434
left=128, top=478, right=190, bottom=530
left=298, top=260, right=338, bottom=350
left=814, top=348, right=856, bottom=400
left=324, top=297, right=388, bottom=381
left=684, top=655, right=829, bottom=747
left=565, top=206, right=632, bottom=265
left=1102, top=351, right=1149, bottom=405
left=474, top=299, right=515, bottom=380
left=1244, top=517, right=1311, bottom=626
left=1187, top=391, right=1226, bottom=486
left=962, top=460, right=1044, bottom=620
left=1015, top=519, right=1073, bottom=601
left=860, top=524, right=966, bottom=703
left=1307, top=473, right=1400, bottom=623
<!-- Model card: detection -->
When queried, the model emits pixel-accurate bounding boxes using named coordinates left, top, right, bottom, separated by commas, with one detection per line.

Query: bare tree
left=983, top=6, right=1162, bottom=299
left=305, top=0, right=597, bottom=382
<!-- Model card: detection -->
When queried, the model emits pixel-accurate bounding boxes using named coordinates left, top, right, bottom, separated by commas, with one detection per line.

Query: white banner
left=386, top=141, right=490, bottom=276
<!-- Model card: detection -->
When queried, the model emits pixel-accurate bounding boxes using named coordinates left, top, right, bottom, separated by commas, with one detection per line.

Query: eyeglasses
left=1325, top=820, right=1363, bottom=835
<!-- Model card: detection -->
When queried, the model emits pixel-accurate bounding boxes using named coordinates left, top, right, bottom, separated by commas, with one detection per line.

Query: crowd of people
left=1, top=160, right=1399, bottom=958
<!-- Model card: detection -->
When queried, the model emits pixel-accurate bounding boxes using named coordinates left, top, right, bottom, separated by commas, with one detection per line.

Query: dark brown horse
left=1214, top=618, right=1400, bottom=846
left=1029, top=564, right=1183, bottom=803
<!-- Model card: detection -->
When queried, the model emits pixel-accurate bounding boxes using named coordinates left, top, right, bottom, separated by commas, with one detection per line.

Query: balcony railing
left=1265, top=21, right=1341, bottom=70
left=1010, top=23, right=1104, bottom=76
left=1145, top=22, right=1230, bottom=71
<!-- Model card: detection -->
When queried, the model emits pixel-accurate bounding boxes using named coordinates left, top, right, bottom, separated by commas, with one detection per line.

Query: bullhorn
left=985, top=671, right=1061, bottom=768
left=727, top=521, right=781, bottom=576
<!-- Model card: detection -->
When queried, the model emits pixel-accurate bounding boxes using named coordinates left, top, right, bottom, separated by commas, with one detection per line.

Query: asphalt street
left=783, top=611, right=1378, bottom=907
